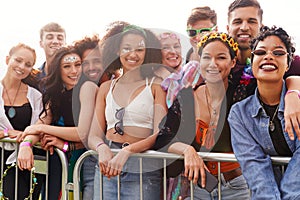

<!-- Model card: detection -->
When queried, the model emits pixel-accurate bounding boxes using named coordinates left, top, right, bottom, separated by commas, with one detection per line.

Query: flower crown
left=197, top=32, right=239, bottom=54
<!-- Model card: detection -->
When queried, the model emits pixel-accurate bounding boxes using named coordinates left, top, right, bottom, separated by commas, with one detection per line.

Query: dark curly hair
left=101, top=23, right=162, bottom=78
left=250, top=25, right=296, bottom=67
left=73, top=34, right=100, bottom=59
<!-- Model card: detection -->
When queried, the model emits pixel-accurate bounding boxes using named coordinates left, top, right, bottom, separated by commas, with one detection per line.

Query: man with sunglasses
left=227, top=0, right=300, bottom=140
left=185, top=6, right=217, bottom=63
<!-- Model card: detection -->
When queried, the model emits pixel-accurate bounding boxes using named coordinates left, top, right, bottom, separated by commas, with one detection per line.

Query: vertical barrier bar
left=190, top=180, right=194, bottom=200
left=139, top=157, right=143, bottom=200
left=45, top=151, right=49, bottom=200
left=163, top=158, right=167, bottom=200
left=117, top=175, right=120, bottom=200
left=15, top=146, right=18, bottom=200
left=0, top=142, right=4, bottom=192
left=55, top=148, right=69, bottom=200
left=217, top=161, right=221, bottom=200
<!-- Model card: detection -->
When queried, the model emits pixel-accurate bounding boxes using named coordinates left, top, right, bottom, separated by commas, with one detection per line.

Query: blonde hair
left=40, top=22, right=66, bottom=40
left=9, top=43, right=37, bottom=66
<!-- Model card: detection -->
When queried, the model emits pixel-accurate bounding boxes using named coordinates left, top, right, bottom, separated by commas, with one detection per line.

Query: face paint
left=138, top=40, right=145, bottom=48
left=64, top=56, right=78, bottom=62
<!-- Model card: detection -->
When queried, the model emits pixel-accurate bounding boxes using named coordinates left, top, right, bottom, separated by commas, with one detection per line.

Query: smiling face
left=227, top=6, right=262, bottom=51
left=40, top=31, right=66, bottom=58
left=200, top=40, right=235, bottom=84
left=6, top=47, right=35, bottom=80
left=60, top=53, right=82, bottom=90
left=160, top=36, right=182, bottom=70
left=119, top=33, right=146, bottom=73
left=188, top=19, right=216, bottom=47
left=252, top=35, right=289, bottom=83
left=82, top=48, right=103, bottom=82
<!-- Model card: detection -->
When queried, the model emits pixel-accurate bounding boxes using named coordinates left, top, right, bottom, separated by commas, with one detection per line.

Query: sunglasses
left=114, top=107, right=125, bottom=135
left=186, top=25, right=216, bottom=37
left=252, top=49, right=288, bottom=57
left=159, top=32, right=180, bottom=40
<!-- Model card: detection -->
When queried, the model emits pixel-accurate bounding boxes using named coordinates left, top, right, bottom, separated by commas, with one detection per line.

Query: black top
left=5, top=103, right=32, bottom=131
left=262, top=103, right=292, bottom=156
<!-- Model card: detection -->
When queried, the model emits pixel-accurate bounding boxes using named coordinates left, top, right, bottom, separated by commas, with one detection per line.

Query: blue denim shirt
left=228, top=83, right=300, bottom=200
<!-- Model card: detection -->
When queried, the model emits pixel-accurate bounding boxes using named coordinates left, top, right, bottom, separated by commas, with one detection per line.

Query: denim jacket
left=228, top=82, right=300, bottom=200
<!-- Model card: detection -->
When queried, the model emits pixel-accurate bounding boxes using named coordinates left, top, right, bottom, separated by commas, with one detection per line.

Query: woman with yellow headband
left=160, top=32, right=250, bottom=199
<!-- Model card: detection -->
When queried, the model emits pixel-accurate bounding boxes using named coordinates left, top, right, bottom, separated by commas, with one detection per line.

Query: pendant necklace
left=4, top=81, right=22, bottom=118
left=258, top=95, right=279, bottom=132
left=268, top=105, right=279, bottom=132
left=205, top=86, right=220, bottom=128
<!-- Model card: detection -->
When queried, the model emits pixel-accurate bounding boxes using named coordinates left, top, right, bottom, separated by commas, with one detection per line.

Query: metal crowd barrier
left=1, top=137, right=291, bottom=200
left=73, top=149, right=291, bottom=200
left=0, top=138, right=69, bottom=200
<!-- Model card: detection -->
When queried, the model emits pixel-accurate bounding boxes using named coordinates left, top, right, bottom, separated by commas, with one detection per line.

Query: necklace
left=258, top=95, right=280, bottom=132
left=267, top=104, right=279, bottom=132
left=204, top=86, right=220, bottom=127
left=203, top=86, right=223, bottom=149
left=0, top=163, right=37, bottom=200
left=3, top=81, right=22, bottom=118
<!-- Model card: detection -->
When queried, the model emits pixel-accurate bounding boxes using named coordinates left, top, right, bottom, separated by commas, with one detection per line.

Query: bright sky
left=0, top=0, right=298, bottom=79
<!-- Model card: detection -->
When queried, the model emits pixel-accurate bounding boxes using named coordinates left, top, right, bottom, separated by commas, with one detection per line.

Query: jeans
left=82, top=155, right=97, bottom=200
left=93, top=156, right=162, bottom=200
left=280, top=138, right=300, bottom=200
left=186, top=174, right=250, bottom=200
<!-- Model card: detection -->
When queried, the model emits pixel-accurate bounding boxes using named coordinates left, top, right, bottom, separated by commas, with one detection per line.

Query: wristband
left=286, top=90, right=300, bottom=98
left=62, top=141, right=69, bottom=153
left=23, top=139, right=33, bottom=145
left=3, top=128, right=8, bottom=137
left=20, top=141, right=32, bottom=147
left=96, top=142, right=105, bottom=150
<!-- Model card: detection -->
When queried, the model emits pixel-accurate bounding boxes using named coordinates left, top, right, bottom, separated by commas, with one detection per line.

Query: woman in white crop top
left=88, top=23, right=167, bottom=200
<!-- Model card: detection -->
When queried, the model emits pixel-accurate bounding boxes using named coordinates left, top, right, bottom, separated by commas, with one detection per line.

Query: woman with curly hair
left=229, top=26, right=300, bottom=199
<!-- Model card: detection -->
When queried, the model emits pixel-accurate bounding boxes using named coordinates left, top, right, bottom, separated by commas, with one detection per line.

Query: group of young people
left=1, top=0, right=300, bottom=200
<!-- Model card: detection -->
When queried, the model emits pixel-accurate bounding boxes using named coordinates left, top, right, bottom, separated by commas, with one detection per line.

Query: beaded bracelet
left=3, top=128, right=8, bottom=137
left=0, top=163, right=37, bottom=200
left=62, top=141, right=69, bottom=153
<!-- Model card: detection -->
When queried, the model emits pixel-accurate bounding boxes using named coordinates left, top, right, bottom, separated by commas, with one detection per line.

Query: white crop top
left=105, top=77, right=155, bottom=130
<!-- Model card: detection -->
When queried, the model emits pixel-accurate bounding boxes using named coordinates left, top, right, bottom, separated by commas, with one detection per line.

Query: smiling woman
left=0, top=43, right=43, bottom=200
left=228, top=25, right=300, bottom=200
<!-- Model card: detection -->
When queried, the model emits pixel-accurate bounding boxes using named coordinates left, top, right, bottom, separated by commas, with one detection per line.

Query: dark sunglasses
left=186, top=25, right=216, bottom=37
left=114, top=107, right=125, bottom=135
left=252, top=49, right=288, bottom=57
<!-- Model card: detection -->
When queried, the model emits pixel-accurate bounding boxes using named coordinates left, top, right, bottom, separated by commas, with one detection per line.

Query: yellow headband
left=197, top=32, right=239, bottom=54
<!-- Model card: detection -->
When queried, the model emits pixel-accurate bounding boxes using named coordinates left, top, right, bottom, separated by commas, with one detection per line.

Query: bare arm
left=285, top=76, right=300, bottom=140
left=78, top=81, right=98, bottom=146
left=168, top=142, right=206, bottom=186
left=87, top=82, right=114, bottom=176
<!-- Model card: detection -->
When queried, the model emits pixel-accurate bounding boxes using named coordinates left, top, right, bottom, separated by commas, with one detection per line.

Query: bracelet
left=23, top=139, right=33, bottom=145
left=69, top=142, right=76, bottom=151
left=96, top=142, right=105, bottom=151
left=286, top=90, right=300, bottom=98
left=3, top=128, right=8, bottom=137
left=20, top=141, right=32, bottom=147
left=62, top=141, right=69, bottom=153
